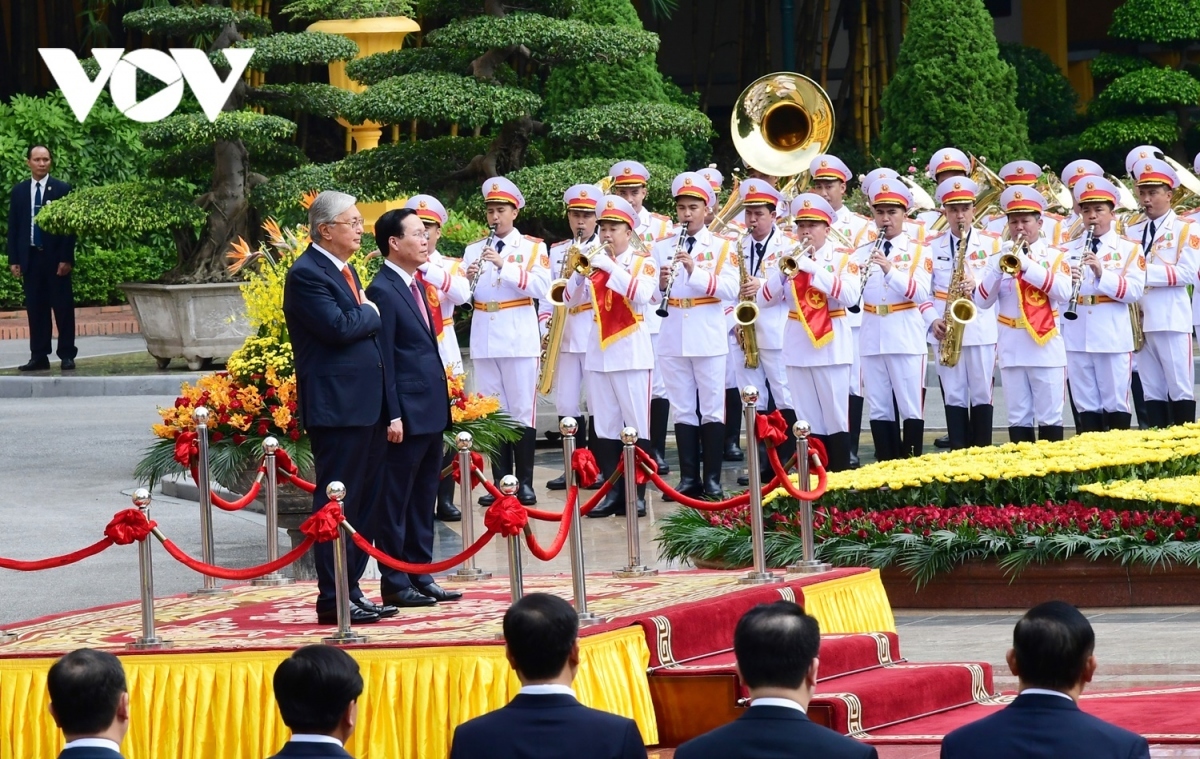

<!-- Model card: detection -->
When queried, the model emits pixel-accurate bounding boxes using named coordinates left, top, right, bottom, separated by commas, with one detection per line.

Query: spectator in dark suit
left=676, top=602, right=877, bottom=759
left=366, top=209, right=458, bottom=608
left=266, top=646, right=363, bottom=758
left=47, top=649, right=129, bottom=759
left=941, top=601, right=1150, bottom=759
left=6, top=145, right=76, bottom=371
left=282, top=190, right=396, bottom=626
left=449, top=593, right=646, bottom=759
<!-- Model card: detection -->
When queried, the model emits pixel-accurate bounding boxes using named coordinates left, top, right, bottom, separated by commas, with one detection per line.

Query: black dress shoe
left=382, top=587, right=438, bottom=607
left=934, top=434, right=951, bottom=449
left=60, top=358, right=76, bottom=370
left=723, top=442, right=745, bottom=461
left=417, top=582, right=463, bottom=602
left=18, top=358, right=49, bottom=371
left=737, top=474, right=750, bottom=486
left=316, top=605, right=380, bottom=625
left=546, top=473, right=567, bottom=490
left=435, top=501, right=462, bottom=521
left=478, top=492, right=496, bottom=507
left=353, top=597, right=398, bottom=618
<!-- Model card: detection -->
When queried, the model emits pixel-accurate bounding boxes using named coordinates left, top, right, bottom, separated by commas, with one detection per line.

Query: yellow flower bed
left=1078, top=475, right=1200, bottom=509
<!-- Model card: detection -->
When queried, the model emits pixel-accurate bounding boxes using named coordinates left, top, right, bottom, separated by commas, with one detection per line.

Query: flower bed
left=1078, top=475, right=1200, bottom=512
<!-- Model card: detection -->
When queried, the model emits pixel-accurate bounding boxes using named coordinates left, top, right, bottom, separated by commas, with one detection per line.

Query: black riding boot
left=1008, top=426, right=1036, bottom=443
left=586, top=439, right=627, bottom=518
left=478, top=439, right=513, bottom=507
left=1132, top=371, right=1149, bottom=429
left=650, top=398, right=671, bottom=475
left=848, top=394, right=864, bottom=468
left=701, top=421, right=726, bottom=499
left=1038, top=425, right=1064, bottom=442
left=1142, top=400, right=1170, bottom=429
left=1076, top=411, right=1104, bottom=434
left=665, top=423, right=702, bottom=502
left=723, top=389, right=744, bottom=461
left=945, top=406, right=971, bottom=450
left=436, top=447, right=461, bottom=521
left=970, top=404, right=994, bottom=448
left=1172, top=399, right=1197, bottom=426
left=825, top=431, right=852, bottom=472
left=870, top=420, right=900, bottom=461
left=902, top=418, right=925, bottom=458
left=1107, top=411, right=1133, bottom=431
left=547, top=416, right=569, bottom=490
left=513, top=426, right=538, bottom=505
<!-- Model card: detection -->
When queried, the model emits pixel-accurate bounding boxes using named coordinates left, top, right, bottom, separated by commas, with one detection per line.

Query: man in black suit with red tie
left=6, top=145, right=77, bottom=371
left=366, top=208, right=460, bottom=608
left=941, top=601, right=1149, bottom=759
left=47, top=649, right=130, bottom=759
left=676, top=602, right=877, bottom=759
left=266, top=646, right=362, bottom=758
left=282, top=191, right=397, bottom=625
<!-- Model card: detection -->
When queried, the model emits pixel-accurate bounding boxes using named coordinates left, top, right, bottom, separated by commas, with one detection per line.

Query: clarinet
left=462, top=224, right=498, bottom=314
left=848, top=223, right=889, bottom=314
left=656, top=225, right=689, bottom=318
left=1063, top=223, right=1095, bottom=321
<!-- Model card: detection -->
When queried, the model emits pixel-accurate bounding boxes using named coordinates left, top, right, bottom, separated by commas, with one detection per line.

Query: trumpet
left=1063, top=223, right=1095, bottom=321
left=462, top=224, right=499, bottom=314
left=999, top=235, right=1026, bottom=276
left=569, top=241, right=614, bottom=278
left=848, top=225, right=888, bottom=313
left=656, top=225, right=690, bottom=318
left=778, top=236, right=814, bottom=279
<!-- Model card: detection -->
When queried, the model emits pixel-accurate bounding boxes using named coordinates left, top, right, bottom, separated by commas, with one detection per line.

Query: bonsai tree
left=876, top=0, right=1028, bottom=167
left=37, top=2, right=366, bottom=282
left=1080, top=0, right=1200, bottom=166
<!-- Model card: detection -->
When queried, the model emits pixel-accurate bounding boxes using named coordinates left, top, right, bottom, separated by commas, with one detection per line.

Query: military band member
left=1062, top=176, right=1146, bottom=432
left=917, top=148, right=971, bottom=227
left=757, top=194, right=860, bottom=471
left=405, top=194, right=470, bottom=522
left=1193, top=153, right=1200, bottom=337
left=541, top=184, right=603, bottom=490
left=582, top=196, right=659, bottom=518
left=463, top=177, right=550, bottom=506
left=612, top=160, right=674, bottom=474
left=1125, top=158, right=1199, bottom=426
left=858, top=180, right=932, bottom=460
left=1123, top=146, right=1163, bottom=429
left=810, top=154, right=875, bottom=467
left=974, top=187, right=1073, bottom=442
left=1126, top=145, right=1162, bottom=177
left=1059, top=159, right=1105, bottom=245
left=863, top=170, right=926, bottom=241
left=654, top=172, right=740, bottom=499
left=924, top=177, right=1001, bottom=449
left=984, top=161, right=1064, bottom=244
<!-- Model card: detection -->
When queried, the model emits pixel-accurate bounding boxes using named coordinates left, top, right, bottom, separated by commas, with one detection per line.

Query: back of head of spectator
left=47, top=649, right=130, bottom=745
left=503, top=593, right=580, bottom=685
left=273, top=645, right=364, bottom=745
left=734, top=602, right=822, bottom=704
left=1008, top=600, right=1097, bottom=699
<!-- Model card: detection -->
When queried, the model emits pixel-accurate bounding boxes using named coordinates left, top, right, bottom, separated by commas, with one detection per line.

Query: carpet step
left=649, top=632, right=901, bottom=682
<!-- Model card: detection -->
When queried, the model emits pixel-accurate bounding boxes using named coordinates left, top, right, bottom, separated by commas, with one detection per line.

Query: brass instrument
left=1131, top=300, right=1145, bottom=353
left=708, top=176, right=744, bottom=236
left=568, top=241, right=614, bottom=278
left=1161, top=155, right=1200, bottom=213
left=999, top=235, right=1025, bottom=276
left=462, top=224, right=498, bottom=313
left=656, top=225, right=689, bottom=318
left=1035, top=168, right=1074, bottom=214
left=938, top=224, right=979, bottom=368
left=537, top=231, right=581, bottom=395
left=732, top=230, right=759, bottom=369
left=848, top=228, right=887, bottom=313
left=731, top=72, right=835, bottom=178
left=1064, top=223, right=1096, bottom=321
left=901, top=176, right=938, bottom=212
left=930, top=154, right=1004, bottom=233
left=778, top=236, right=814, bottom=279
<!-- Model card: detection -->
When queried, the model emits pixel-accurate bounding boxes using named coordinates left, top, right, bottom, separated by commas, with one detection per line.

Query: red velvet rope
left=631, top=447, right=782, bottom=512
left=767, top=444, right=828, bottom=502
left=477, top=467, right=618, bottom=521
left=0, top=509, right=155, bottom=572
left=274, top=449, right=317, bottom=493
left=190, top=466, right=263, bottom=511
left=524, top=488, right=576, bottom=561
left=351, top=530, right=495, bottom=574
left=0, top=538, right=113, bottom=571
left=572, top=449, right=601, bottom=487
left=448, top=452, right=485, bottom=487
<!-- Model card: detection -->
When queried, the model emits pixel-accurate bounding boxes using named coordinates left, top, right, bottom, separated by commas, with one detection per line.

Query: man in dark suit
left=450, top=593, right=646, bottom=759
left=47, top=648, right=130, bottom=759
left=941, top=601, right=1150, bottom=759
left=266, top=645, right=362, bottom=758
left=676, top=602, right=877, bottom=759
left=366, top=208, right=460, bottom=608
left=6, top=145, right=76, bottom=371
left=282, top=190, right=397, bottom=625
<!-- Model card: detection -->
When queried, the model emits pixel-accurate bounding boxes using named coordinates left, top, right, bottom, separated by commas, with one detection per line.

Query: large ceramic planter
left=233, top=464, right=318, bottom=581
left=120, top=282, right=251, bottom=370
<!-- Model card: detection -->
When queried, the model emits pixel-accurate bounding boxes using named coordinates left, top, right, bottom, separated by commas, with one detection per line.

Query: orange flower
left=226, top=236, right=260, bottom=275
left=300, top=190, right=319, bottom=210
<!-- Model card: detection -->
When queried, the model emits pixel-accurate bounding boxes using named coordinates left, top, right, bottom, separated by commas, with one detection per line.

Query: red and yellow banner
left=590, top=269, right=641, bottom=349
left=1017, top=277, right=1057, bottom=345
left=791, top=273, right=835, bottom=348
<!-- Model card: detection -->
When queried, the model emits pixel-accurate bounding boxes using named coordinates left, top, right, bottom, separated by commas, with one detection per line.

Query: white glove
left=590, top=252, right=616, bottom=273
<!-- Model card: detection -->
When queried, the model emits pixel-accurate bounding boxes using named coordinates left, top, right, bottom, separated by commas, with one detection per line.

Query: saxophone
left=536, top=231, right=581, bottom=395
left=732, top=230, right=759, bottom=369
left=938, top=224, right=978, bottom=368
left=1131, top=221, right=1147, bottom=352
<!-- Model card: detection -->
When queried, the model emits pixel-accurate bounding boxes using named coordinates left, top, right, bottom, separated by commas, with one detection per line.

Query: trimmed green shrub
left=0, top=240, right=175, bottom=309
left=1090, top=53, right=1154, bottom=83
left=877, top=0, right=1028, bottom=167
left=998, top=43, right=1079, bottom=143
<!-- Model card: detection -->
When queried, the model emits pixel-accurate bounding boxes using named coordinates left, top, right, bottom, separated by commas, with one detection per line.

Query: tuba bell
left=731, top=72, right=835, bottom=179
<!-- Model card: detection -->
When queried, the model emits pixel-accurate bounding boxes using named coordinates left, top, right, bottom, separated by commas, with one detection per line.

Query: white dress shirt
left=289, top=734, right=344, bottom=746
left=1019, top=688, right=1073, bottom=701
left=750, top=696, right=807, bottom=713
left=62, top=738, right=122, bottom=753
left=30, top=176, right=47, bottom=244
left=518, top=683, right=577, bottom=697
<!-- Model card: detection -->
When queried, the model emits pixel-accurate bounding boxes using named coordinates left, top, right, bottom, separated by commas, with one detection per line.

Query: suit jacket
left=449, top=693, right=646, bottom=759
left=366, top=263, right=451, bottom=435
left=282, top=245, right=385, bottom=430
left=940, top=692, right=1150, bottom=759
left=6, top=176, right=75, bottom=270
left=675, top=705, right=878, bottom=759
left=265, top=740, right=353, bottom=758
left=58, top=747, right=124, bottom=759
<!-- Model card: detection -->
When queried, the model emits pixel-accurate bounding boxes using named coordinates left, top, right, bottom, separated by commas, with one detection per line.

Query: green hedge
left=0, top=240, right=175, bottom=309
left=998, top=43, right=1079, bottom=143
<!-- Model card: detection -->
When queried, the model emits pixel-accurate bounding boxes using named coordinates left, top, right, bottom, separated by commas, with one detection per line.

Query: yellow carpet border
left=801, top=569, right=896, bottom=634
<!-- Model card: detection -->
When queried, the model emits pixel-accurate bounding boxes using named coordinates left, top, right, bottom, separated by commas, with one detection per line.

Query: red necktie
left=341, top=266, right=361, bottom=304
left=411, top=280, right=431, bottom=331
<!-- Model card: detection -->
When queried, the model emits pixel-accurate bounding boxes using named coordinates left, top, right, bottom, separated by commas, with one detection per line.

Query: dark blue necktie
left=32, top=181, right=43, bottom=248
left=883, top=240, right=892, bottom=256
left=686, top=236, right=696, bottom=254
left=1091, top=237, right=1100, bottom=255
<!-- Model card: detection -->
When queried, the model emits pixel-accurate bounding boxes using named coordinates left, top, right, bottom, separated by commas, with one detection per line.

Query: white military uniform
left=975, top=240, right=1073, bottom=427
left=985, top=212, right=1064, bottom=245
left=540, top=234, right=599, bottom=417
left=638, top=207, right=675, bottom=400
left=463, top=228, right=550, bottom=427
left=653, top=227, right=740, bottom=424
left=859, top=232, right=933, bottom=422
left=1125, top=210, right=1198, bottom=404
left=415, top=250, right=471, bottom=376
left=758, top=240, right=860, bottom=435
left=833, top=205, right=876, bottom=397
left=1061, top=229, right=1146, bottom=415
left=581, top=246, right=659, bottom=438
left=924, top=229, right=1001, bottom=409
left=734, top=228, right=795, bottom=411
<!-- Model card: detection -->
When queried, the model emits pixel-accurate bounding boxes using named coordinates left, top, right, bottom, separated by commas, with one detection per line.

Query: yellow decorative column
left=1022, top=0, right=1068, bottom=75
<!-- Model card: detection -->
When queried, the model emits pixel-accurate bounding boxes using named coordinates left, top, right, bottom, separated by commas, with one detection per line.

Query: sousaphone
left=732, top=72, right=835, bottom=179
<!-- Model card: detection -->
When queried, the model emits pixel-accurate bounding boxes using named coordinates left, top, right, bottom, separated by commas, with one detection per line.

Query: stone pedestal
left=121, top=282, right=251, bottom=370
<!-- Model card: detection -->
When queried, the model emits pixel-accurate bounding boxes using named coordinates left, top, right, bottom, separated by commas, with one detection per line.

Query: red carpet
left=860, top=686, right=1200, bottom=744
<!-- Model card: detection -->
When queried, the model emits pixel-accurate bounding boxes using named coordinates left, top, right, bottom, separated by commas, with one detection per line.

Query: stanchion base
left=187, top=587, right=231, bottom=597
left=738, top=571, right=785, bottom=585
left=613, top=566, right=658, bottom=578
left=322, top=632, right=368, bottom=645
left=577, top=612, right=605, bottom=627
left=127, top=638, right=173, bottom=650
left=251, top=573, right=295, bottom=587
left=446, top=568, right=493, bottom=582
left=786, top=561, right=833, bottom=574
left=0, top=631, right=17, bottom=643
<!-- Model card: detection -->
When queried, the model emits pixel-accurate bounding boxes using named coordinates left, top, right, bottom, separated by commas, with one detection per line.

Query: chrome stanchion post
left=253, top=437, right=293, bottom=586
left=129, top=488, right=170, bottom=650
left=189, top=406, right=227, bottom=596
left=448, top=431, right=491, bottom=581
left=614, top=427, right=656, bottom=578
left=500, top=475, right=523, bottom=604
left=786, top=420, right=831, bottom=574
left=561, top=418, right=601, bottom=625
left=322, top=482, right=366, bottom=645
left=739, top=387, right=783, bottom=585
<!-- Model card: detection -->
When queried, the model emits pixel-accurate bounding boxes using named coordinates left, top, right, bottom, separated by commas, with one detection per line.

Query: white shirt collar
left=1020, top=688, right=1074, bottom=701
left=750, top=696, right=807, bottom=713
left=312, top=242, right=346, bottom=271
left=63, top=738, right=122, bottom=752
left=518, top=684, right=577, bottom=698
left=384, top=258, right=416, bottom=287
left=289, top=734, right=344, bottom=746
